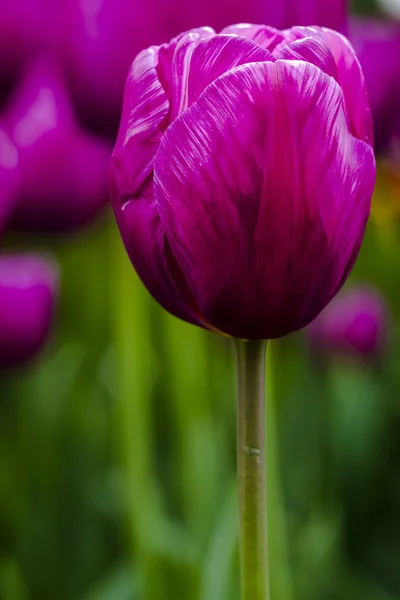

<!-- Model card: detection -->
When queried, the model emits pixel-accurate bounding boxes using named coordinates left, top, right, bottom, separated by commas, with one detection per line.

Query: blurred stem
left=266, top=342, right=294, bottom=600
left=235, top=339, right=269, bottom=600
left=112, top=230, right=165, bottom=599
left=165, top=315, right=219, bottom=544
left=200, top=481, right=238, bottom=600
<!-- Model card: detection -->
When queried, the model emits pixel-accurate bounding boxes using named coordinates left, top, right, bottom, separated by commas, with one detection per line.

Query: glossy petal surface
left=321, top=28, right=373, bottom=145
left=155, top=60, right=374, bottom=338
left=110, top=47, right=200, bottom=324
left=160, top=32, right=273, bottom=123
left=112, top=24, right=375, bottom=339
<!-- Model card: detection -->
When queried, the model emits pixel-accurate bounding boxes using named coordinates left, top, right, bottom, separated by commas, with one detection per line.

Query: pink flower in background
left=0, top=126, right=19, bottom=237
left=308, top=286, right=388, bottom=359
left=0, top=254, right=58, bottom=368
left=3, top=59, right=111, bottom=234
left=110, top=25, right=375, bottom=340
left=59, top=0, right=347, bottom=134
left=0, top=0, right=60, bottom=87
left=350, top=18, right=400, bottom=153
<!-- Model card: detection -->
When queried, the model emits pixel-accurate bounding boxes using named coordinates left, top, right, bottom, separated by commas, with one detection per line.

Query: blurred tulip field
left=2, top=0, right=400, bottom=599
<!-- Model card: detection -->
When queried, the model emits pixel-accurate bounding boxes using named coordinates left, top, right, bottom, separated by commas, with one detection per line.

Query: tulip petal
left=321, top=27, right=374, bottom=146
left=155, top=60, right=374, bottom=339
left=111, top=43, right=203, bottom=325
left=272, top=26, right=373, bottom=147
left=161, top=33, right=275, bottom=121
left=112, top=46, right=169, bottom=198
left=221, top=24, right=285, bottom=52
left=276, top=31, right=338, bottom=79
left=111, top=178, right=202, bottom=326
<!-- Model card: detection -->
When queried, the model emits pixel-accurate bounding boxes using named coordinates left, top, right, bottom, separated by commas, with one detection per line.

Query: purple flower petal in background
left=0, top=254, right=58, bottom=368
left=350, top=18, right=400, bottom=153
left=0, top=0, right=61, bottom=97
left=2, top=59, right=112, bottom=234
left=308, top=286, right=389, bottom=360
left=0, top=125, right=19, bottom=237
left=111, top=25, right=375, bottom=340
left=59, top=0, right=347, bottom=135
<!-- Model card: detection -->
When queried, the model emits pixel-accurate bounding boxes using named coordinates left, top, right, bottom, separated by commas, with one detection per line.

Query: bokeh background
left=1, top=0, right=400, bottom=599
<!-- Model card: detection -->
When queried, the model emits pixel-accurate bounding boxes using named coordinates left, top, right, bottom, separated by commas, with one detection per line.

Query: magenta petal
left=221, top=24, right=285, bottom=52
left=157, top=29, right=216, bottom=123
left=273, top=26, right=374, bottom=147
left=0, top=254, right=58, bottom=368
left=277, top=32, right=338, bottom=80
left=321, top=28, right=374, bottom=146
left=112, top=46, right=169, bottom=199
left=185, top=35, right=275, bottom=109
left=111, top=45, right=201, bottom=325
left=160, top=31, right=273, bottom=122
left=112, top=179, right=201, bottom=325
left=154, top=60, right=374, bottom=339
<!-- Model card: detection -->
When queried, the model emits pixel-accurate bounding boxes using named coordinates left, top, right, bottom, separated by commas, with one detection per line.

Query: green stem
left=235, top=339, right=269, bottom=600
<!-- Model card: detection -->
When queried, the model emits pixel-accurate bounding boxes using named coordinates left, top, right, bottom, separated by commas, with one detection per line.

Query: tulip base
left=235, top=339, right=269, bottom=600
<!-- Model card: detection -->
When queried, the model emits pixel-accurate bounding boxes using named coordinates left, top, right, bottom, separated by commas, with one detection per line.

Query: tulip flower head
left=110, top=25, right=376, bottom=340
left=3, top=59, right=111, bottom=234
left=0, top=254, right=58, bottom=368
left=308, top=286, right=388, bottom=360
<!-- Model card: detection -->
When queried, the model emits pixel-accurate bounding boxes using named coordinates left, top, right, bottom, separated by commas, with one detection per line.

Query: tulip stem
left=235, top=339, right=269, bottom=600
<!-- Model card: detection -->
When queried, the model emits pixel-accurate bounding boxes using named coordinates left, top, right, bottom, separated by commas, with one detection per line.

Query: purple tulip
left=60, top=0, right=347, bottom=134
left=0, top=125, right=19, bottom=237
left=110, top=25, right=375, bottom=340
left=0, top=254, right=58, bottom=368
left=3, top=59, right=112, bottom=233
left=308, top=286, right=388, bottom=359
left=350, top=18, right=400, bottom=153
left=0, top=1, right=61, bottom=92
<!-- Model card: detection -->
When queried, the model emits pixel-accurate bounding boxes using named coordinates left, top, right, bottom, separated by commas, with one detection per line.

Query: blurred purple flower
left=0, top=1, right=61, bottom=93
left=350, top=18, right=400, bottom=154
left=110, top=25, right=375, bottom=340
left=59, top=0, right=347, bottom=134
left=308, top=286, right=388, bottom=359
left=2, top=59, right=111, bottom=234
left=0, top=125, right=19, bottom=237
left=0, top=254, right=58, bottom=368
